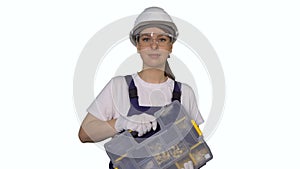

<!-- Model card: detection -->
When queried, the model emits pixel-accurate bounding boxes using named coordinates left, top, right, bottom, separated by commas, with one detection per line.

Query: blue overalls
left=109, top=75, right=182, bottom=169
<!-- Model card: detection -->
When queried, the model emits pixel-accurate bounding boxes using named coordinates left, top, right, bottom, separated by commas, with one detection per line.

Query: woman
left=78, top=7, right=204, bottom=169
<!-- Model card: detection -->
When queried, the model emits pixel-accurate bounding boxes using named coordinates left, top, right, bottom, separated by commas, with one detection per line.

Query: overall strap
left=125, top=75, right=138, bottom=99
left=125, top=75, right=147, bottom=111
left=172, top=81, right=182, bottom=102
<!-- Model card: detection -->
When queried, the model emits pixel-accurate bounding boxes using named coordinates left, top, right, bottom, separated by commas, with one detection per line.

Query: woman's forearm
left=78, top=113, right=117, bottom=143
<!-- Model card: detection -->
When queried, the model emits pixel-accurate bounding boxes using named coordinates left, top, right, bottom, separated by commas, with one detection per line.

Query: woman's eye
left=159, top=38, right=167, bottom=42
left=141, top=37, right=150, bottom=42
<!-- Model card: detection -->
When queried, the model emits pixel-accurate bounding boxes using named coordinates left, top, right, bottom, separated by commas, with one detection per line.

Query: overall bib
left=109, top=75, right=182, bottom=169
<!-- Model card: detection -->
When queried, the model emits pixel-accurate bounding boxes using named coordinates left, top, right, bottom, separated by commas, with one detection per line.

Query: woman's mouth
left=148, top=53, right=160, bottom=59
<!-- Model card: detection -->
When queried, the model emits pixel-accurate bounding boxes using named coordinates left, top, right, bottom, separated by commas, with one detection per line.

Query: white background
left=1, top=0, right=299, bottom=168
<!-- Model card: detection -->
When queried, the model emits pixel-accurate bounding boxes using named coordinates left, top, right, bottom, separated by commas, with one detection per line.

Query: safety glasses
left=136, top=32, right=174, bottom=47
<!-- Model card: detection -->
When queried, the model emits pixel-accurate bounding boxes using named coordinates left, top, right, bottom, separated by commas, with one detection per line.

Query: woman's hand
left=115, top=113, right=157, bottom=136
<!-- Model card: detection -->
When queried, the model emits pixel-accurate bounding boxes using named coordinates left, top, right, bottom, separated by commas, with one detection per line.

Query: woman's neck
left=138, top=69, right=168, bottom=84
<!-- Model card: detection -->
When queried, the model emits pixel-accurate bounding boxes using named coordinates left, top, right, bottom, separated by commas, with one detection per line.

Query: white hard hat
left=130, top=7, right=179, bottom=46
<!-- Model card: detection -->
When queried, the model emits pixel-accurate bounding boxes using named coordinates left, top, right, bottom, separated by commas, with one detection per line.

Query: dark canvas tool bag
left=105, top=75, right=213, bottom=169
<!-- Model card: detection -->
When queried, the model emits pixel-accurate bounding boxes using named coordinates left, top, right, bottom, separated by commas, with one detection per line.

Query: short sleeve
left=87, top=76, right=130, bottom=121
left=181, top=83, right=204, bottom=125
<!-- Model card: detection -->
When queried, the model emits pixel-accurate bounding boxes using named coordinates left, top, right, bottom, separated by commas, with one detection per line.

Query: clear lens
left=136, top=33, right=173, bottom=47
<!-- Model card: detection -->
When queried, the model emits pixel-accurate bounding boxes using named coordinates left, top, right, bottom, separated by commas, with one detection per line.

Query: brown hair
left=164, top=60, right=175, bottom=80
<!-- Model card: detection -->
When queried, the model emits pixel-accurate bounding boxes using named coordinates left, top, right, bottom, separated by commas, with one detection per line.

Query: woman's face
left=136, top=27, right=173, bottom=70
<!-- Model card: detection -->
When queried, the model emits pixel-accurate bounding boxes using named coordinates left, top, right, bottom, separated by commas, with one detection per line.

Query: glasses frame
left=135, top=32, right=174, bottom=48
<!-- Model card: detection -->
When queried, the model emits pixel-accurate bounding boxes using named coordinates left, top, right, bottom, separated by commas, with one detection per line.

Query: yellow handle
left=191, top=120, right=202, bottom=136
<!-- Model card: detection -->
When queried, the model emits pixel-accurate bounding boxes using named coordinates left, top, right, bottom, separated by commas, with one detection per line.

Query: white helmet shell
left=130, top=7, right=179, bottom=46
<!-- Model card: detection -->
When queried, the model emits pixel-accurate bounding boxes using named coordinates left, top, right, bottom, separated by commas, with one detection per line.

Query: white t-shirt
left=87, top=73, right=204, bottom=125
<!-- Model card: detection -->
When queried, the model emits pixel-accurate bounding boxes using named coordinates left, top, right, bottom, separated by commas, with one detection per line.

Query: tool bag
left=104, top=75, right=213, bottom=169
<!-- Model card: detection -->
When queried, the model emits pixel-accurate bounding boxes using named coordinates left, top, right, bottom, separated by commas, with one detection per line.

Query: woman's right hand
left=115, top=113, right=157, bottom=136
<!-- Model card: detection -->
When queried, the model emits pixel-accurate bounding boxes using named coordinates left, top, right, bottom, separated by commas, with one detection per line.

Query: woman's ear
left=169, top=44, right=173, bottom=53
left=135, top=43, right=141, bottom=50
left=136, top=44, right=141, bottom=53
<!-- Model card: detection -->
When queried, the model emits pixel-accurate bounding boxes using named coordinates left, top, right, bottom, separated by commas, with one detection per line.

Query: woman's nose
left=150, top=39, right=158, bottom=49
